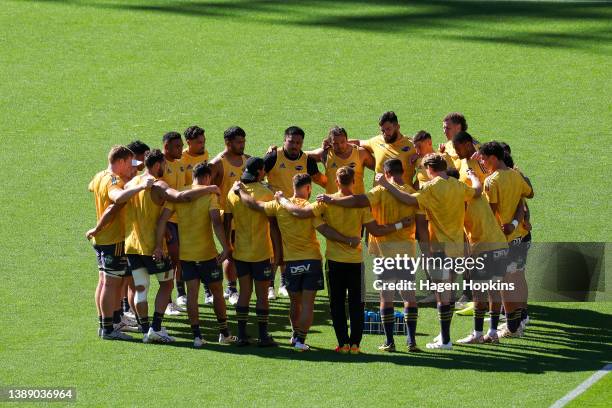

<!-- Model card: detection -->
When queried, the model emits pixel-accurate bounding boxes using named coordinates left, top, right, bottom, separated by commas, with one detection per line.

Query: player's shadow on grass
left=33, top=0, right=612, bottom=54
left=160, top=303, right=611, bottom=373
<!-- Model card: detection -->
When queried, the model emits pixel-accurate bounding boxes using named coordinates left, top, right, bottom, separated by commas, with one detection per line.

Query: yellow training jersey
left=312, top=193, right=375, bottom=263
left=266, top=149, right=309, bottom=197
left=366, top=182, right=425, bottom=257
left=264, top=198, right=321, bottom=262
left=484, top=169, right=533, bottom=242
left=218, top=154, right=247, bottom=211
left=415, top=153, right=455, bottom=188
left=182, top=149, right=209, bottom=186
left=162, top=158, right=187, bottom=223
left=124, top=175, right=163, bottom=256
left=414, top=176, right=476, bottom=257
left=88, top=170, right=125, bottom=246
left=225, top=182, right=274, bottom=262
left=464, top=196, right=508, bottom=255
left=362, top=134, right=416, bottom=186
left=165, top=188, right=220, bottom=262
left=444, top=140, right=481, bottom=169
left=458, top=158, right=489, bottom=186
left=323, top=145, right=365, bottom=195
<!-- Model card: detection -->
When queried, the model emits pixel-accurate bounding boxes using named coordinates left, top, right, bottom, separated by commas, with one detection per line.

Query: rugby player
left=317, top=159, right=428, bottom=352
left=236, top=173, right=360, bottom=351
left=263, top=126, right=326, bottom=299
left=412, top=130, right=455, bottom=189
left=225, top=157, right=282, bottom=347
left=125, top=149, right=219, bottom=343
left=376, top=153, right=482, bottom=349
left=160, top=131, right=188, bottom=314
left=88, top=145, right=153, bottom=340
left=278, top=166, right=413, bottom=354
left=156, top=162, right=235, bottom=348
left=349, top=111, right=416, bottom=186
left=443, top=168, right=509, bottom=344
left=209, top=126, right=250, bottom=305
left=306, top=126, right=374, bottom=195
left=479, top=142, right=534, bottom=338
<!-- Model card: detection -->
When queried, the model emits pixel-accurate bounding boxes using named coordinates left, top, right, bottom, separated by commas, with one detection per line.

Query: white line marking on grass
left=550, top=363, right=612, bottom=408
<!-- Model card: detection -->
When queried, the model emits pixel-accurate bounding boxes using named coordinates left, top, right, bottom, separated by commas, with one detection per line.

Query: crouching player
left=156, top=163, right=235, bottom=348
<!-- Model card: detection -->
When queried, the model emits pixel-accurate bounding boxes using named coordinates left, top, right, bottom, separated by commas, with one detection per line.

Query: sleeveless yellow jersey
left=88, top=170, right=125, bottom=245
left=366, top=182, right=425, bottom=257
left=182, top=149, right=209, bottom=185
left=323, top=145, right=365, bottom=195
left=464, top=196, right=508, bottom=255
left=415, top=153, right=455, bottom=188
left=361, top=134, right=416, bottom=186
left=165, top=188, right=219, bottom=262
left=312, top=193, right=375, bottom=263
left=484, top=169, right=533, bottom=242
left=218, top=154, right=247, bottom=211
left=124, top=175, right=164, bottom=256
left=266, top=149, right=309, bottom=197
left=414, top=176, right=476, bottom=257
left=263, top=198, right=321, bottom=262
left=225, top=182, right=274, bottom=262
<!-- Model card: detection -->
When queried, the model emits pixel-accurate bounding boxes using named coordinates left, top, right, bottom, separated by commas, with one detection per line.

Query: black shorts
left=428, top=251, right=453, bottom=281
left=508, top=232, right=531, bottom=271
left=127, top=254, right=172, bottom=275
left=472, top=248, right=509, bottom=282
left=94, top=242, right=128, bottom=277
left=166, top=222, right=179, bottom=246
left=235, top=259, right=273, bottom=282
left=181, top=259, right=223, bottom=284
left=284, top=260, right=324, bottom=292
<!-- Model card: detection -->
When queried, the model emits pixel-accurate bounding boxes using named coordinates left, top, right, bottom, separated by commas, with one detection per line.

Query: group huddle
left=88, top=111, right=534, bottom=353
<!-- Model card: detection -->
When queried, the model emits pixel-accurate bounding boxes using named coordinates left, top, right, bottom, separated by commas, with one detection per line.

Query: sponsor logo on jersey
left=348, top=162, right=356, bottom=168
left=280, top=163, right=286, bottom=169
left=402, top=146, right=411, bottom=152
left=331, top=162, right=337, bottom=168
left=229, top=172, right=236, bottom=177
left=295, top=165, right=303, bottom=171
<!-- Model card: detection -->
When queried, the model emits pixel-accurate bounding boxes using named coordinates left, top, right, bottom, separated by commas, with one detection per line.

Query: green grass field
left=1, top=0, right=611, bottom=406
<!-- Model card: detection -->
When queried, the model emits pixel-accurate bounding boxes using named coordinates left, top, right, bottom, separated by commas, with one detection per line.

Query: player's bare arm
left=153, top=207, right=173, bottom=261
left=315, top=224, right=360, bottom=248
left=85, top=202, right=125, bottom=240
left=363, top=217, right=413, bottom=237
left=210, top=209, right=231, bottom=264
left=316, top=193, right=370, bottom=208
left=375, top=173, right=418, bottom=206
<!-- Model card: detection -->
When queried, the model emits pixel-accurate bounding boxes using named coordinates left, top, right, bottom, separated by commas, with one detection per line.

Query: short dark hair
left=145, top=149, right=165, bottom=169
left=108, top=145, right=134, bottom=164
left=499, top=142, right=511, bottom=155
left=184, top=125, right=205, bottom=141
left=285, top=126, right=305, bottom=139
left=443, top=112, right=468, bottom=131
left=446, top=169, right=460, bottom=179
left=192, top=162, right=212, bottom=179
left=452, top=131, right=473, bottom=145
left=379, top=111, right=398, bottom=126
left=336, top=166, right=355, bottom=185
left=383, top=158, right=403, bottom=176
left=479, top=141, right=505, bottom=160
left=224, top=126, right=246, bottom=141
left=162, top=131, right=182, bottom=144
left=127, top=140, right=150, bottom=156
left=413, top=130, right=431, bottom=144
left=328, top=126, right=348, bottom=139
left=422, top=153, right=448, bottom=172
left=293, top=173, right=312, bottom=189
